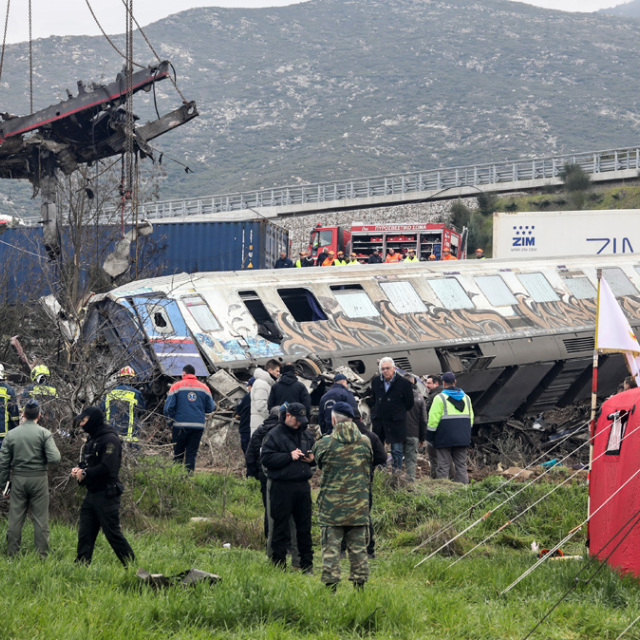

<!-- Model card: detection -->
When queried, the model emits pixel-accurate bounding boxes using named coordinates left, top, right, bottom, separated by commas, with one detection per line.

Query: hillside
left=2, top=0, right=640, bottom=211
left=600, top=0, right=640, bottom=17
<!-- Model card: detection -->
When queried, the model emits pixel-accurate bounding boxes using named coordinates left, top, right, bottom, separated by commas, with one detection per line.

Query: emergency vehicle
left=309, top=223, right=466, bottom=262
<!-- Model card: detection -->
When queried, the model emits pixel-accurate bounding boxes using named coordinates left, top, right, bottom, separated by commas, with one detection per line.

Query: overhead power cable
left=410, top=421, right=588, bottom=556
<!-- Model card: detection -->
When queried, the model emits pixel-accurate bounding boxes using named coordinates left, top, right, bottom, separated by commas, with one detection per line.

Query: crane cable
left=519, top=505, right=640, bottom=640
left=410, top=421, right=589, bottom=555
left=83, top=0, right=144, bottom=68
left=413, top=422, right=597, bottom=569
left=0, top=0, right=10, bottom=86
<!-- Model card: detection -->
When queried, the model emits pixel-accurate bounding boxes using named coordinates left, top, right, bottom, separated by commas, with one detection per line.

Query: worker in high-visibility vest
left=404, top=249, right=419, bottom=263
left=385, top=248, right=402, bottom=263
left=0, top=364, right=19, bottom=447
left=22, top=364, right=60, bottom=431
left=102, top=367, right=146, bottom=444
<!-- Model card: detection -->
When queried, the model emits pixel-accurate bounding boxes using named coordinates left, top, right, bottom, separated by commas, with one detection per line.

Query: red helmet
left=118, top=366, right=135, bottom=378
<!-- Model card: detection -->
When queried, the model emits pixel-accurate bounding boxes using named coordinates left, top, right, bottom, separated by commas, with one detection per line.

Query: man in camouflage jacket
left=313, top=401, right=373, bottom=590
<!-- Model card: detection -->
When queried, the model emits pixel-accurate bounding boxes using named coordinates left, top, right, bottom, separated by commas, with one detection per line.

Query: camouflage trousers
left=321, top=525, right=369, bottom=585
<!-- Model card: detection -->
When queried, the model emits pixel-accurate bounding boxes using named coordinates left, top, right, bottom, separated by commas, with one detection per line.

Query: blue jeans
left=390, top=442, right=404, bottom=470
left=172, top=427, right=204, bottom=472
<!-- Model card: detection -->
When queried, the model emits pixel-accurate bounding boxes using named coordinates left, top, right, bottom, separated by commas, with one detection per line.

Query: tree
left=558, top=162, right=591, bottom=210
left=450, top=200, right=472, bottom=230
left=476, top=192, right=498, bottom=217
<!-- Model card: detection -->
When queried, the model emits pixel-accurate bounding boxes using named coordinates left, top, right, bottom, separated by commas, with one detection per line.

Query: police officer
left=102, top=367, right=146, bottom=445
left=426, top=372, right=473, bottom=484
left=71, top=407, right=135, bottom=566
left=0, top=364, right=19, bottom=447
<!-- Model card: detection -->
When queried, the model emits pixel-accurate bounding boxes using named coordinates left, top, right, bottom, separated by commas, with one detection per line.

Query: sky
left=2, top=0, right=627, bottom=44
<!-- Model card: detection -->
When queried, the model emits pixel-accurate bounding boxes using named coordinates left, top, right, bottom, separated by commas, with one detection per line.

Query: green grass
left=0, top=461, right=638, bottom=639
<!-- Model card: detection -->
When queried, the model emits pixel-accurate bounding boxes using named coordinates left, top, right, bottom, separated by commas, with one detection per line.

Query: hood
left=77, top=406, right=106, bottom=436
left=279, top=370, right=298, bottom=386
left=254, top=367, right=276, bottom=386
left=331, top=419, right=362, bottom=444
left=443, top=388, right=464, bottom=401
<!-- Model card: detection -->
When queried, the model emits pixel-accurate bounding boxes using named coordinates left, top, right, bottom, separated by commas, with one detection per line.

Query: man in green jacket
left=426, top=372, right=473, bottom=484
left=313, top=401, right=373, bottom=590
left=0, top=399, right=61, bottom=557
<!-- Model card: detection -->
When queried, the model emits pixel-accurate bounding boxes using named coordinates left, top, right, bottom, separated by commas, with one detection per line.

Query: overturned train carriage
left=82, top=255, right=640, bottom=424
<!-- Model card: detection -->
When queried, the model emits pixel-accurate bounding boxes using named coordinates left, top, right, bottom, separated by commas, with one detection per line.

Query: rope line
left=500, top=461, right=640, bottom=595
left=615, top=613, right=640, bottom=640
left=520, top=506, right=640, bottom=640
left=410, top=422, right=588, bottom=555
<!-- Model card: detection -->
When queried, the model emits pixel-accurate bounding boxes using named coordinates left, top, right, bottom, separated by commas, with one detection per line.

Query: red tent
left=589, top=388, right=640, bottom=577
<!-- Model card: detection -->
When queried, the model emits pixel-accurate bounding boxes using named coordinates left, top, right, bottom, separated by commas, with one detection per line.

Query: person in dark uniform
left=71, top=407, right=135, bottom=566
left=102, top=366, right=146, bottom=445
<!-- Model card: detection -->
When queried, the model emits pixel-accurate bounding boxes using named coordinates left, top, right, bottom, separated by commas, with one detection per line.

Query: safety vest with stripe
left=427, top=391, right=473, bottom=448
left=0, top=385, right=18, bottom=437
left=105, top=388, right=141, bottom=442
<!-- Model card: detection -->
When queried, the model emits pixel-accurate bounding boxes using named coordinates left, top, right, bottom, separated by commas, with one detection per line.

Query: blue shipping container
left=0, top=219, right=289, bottom=302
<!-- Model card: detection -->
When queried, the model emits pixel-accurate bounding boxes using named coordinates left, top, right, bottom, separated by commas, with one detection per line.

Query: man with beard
left=71, top=407, right=135, bottom=566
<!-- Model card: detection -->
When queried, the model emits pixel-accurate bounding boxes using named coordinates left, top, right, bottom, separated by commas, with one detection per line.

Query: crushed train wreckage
left=72, top=253, right=637, bottom=444
left=0, top=61, right=198, bottom=257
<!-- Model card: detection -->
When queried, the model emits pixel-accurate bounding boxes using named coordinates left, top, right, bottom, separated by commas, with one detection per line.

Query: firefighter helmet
left=31, top=364, right=50, bottom=383
left=118, top=366, right=136, bottom=378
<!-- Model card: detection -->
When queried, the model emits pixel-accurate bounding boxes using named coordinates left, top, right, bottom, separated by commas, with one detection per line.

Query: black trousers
left=76, top=490, right=135, bottom=566
left=172, top=427, right=204, bottom=472
left=268, top=479, right=313, bottom=570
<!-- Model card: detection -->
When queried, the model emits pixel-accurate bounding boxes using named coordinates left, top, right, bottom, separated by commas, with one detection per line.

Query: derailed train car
left=81, top=254, right=640, bottom=424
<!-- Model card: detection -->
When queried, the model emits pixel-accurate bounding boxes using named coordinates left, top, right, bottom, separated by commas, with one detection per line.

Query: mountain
left=2, top=0, right=640, bottom=210
left=599, top=0, right=640, bottom=18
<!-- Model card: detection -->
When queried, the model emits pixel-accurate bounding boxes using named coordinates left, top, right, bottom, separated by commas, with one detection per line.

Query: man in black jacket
left=71, top=407, right=135, bottom=566
left=260, top=403, right=314, bottom=571
left=267, top=364, right=311, bottom=416
left=369, top=357, right=414, bottom=472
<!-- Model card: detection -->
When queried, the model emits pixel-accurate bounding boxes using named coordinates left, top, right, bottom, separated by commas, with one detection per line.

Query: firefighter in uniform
left=0, top=364, right=19, bottom=447
left=102, top=367, right=146, bottom=444
left=22, top=365, right=59, bottom=430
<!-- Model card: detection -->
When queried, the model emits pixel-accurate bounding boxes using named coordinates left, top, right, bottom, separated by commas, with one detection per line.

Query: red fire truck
left=309, top=222, right=466, bottom=262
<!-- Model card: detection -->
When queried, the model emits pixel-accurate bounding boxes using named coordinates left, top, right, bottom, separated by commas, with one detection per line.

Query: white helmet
left=0, top=364, right=4, bottom=380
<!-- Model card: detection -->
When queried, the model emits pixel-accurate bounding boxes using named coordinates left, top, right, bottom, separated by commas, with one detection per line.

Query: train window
left=517, top=273, right=559, bottom=303
left=562, top=277, right=596, bottom=300
left=474, top=276, right=517, bottom=306
left=428, top=278, right=474, bottom=310
left=145, top=303, right=175, bottom=335
left=602, top=268, right=637, bottom=296
left=238, top=290, right=283, bottom=344
left=380, top=281, right=426, bottom=314
left=277, top=288, right=328, bottom=322
left=330, top=285, right=379, bottom=318
left=182, top=295, right=221, bottom=332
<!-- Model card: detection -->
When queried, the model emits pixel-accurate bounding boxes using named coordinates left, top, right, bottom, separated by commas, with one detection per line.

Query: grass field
left=1, top=459, right=638, bottom=640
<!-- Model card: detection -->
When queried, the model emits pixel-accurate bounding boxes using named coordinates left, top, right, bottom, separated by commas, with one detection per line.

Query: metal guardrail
left=121, top=145, right=640, bottom=221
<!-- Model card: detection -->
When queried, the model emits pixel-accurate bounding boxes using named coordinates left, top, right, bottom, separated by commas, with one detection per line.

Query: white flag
left=596, top=276, right=640, bottom=381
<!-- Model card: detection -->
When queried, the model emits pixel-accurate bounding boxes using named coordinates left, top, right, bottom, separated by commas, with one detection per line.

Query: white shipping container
left=492, top=210, right=640, bottom=259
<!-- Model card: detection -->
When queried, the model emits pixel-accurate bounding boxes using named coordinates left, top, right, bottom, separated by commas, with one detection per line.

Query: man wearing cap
left=426, top=372, right=473, bottom=484
left=313, top=401, right=373, bottom=590
left=318, top=374, right=358, bottom=436
left=267, top=363, right=311, bottom=416
left=441, top=247, right=457, bottom=261
left=334, top=251, right=347, bottom=266
left=369, top=357, right=414, bottom=473
left=0, top=399, right=60, bottom=558
left=321, top=251, right=336, bottom=267
left=71, top=407, right=135, bottom=565
left=404, top=249, right=419, bottom=263
left=474, top=248, right=485, bottom=259
left=295, top=251, right=314, bottom=268
left=260, top=402, right=315, bottom=572
left=347, top=253, right=360, bottom=266
left=368, top=248, right=383, bottom=264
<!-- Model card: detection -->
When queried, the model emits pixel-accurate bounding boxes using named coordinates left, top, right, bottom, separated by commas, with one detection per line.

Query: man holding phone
left=260, top=402, right=315, bottom=572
